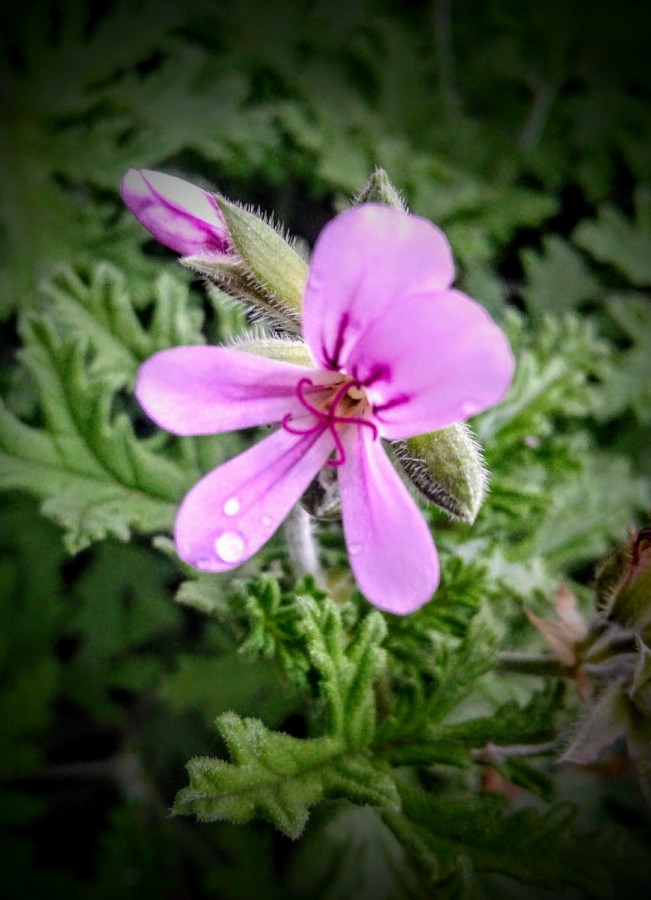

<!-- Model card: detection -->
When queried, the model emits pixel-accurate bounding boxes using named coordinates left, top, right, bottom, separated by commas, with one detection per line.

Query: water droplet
left=262, top=516, right=272, bottom=527
left=348, top=542, right=362, bottom=556
left=223, top=497, right=240, bottom=516
left=214, top=530, right=247, bottom=563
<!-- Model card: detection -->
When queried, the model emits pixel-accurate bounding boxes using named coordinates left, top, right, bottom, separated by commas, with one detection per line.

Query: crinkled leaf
left=574, top=188, right=651, bottom=286
left=598, top=293, right=651, bottom=423
left=40, top=264, right=204, bottom=378
left=298, top=594, right=387, bottom=749
left=386, top=787, right=623, bottom=898
left=288, top=805, right=420, bottom=900
left=174, top=713, right=399, bottom=839
left=521, top=235, right=600, bottom=317
left=0, top=316, right=191, bottom=552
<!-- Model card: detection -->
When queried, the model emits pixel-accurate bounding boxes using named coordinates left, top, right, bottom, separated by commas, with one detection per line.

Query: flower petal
left=338, top=426, right=439, bottom=614
left=121, top=169, right=228, bottom=255
left=302, top=205, right=454, bottom=370
left=175, top=425, right=335, bottom=572
left=136, top=346, right=337, bottom=435
left=345, top=290, right=515, bottom=439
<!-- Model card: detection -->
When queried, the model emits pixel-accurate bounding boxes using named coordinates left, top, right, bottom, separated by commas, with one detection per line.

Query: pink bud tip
left=120, top=169, right=229, bottom=255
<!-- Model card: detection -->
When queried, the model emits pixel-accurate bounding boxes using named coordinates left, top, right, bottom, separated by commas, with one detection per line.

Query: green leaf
left=381, top=605, right=498, bottom=744
left=0, top=316, right=191, bottom=552
left=386, top=786, right=623, bottom=898
left=160, top=652, right=298, bottom=727
left=381, top=687, right=560, bottom=772
left=59, top=540, right=178, bottom=719
left=574, top=188, right=651, bottom=286
left=521, top=235, right=600, bottom=317
left=69, top=542, right=179, bottom=664
left=239, top=575, right=313, bottom=687
left=288, top=805, right=420, bottom=900
left=174, top=589, right=396, bottom=837
left=40, top=264, right=204, bottom=378
left=298, top=594, right=387, bottom=749
left=598, top=293, right=651, bottom=423
left=515, top=450, right=651, bottom=568
left=174, top=713, right=399, bottom=839
left=476, top=312, right=609, bottom=451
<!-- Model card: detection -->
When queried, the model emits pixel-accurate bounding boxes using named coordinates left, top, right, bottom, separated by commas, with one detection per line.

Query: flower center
left=282, top=377, right=378, bottom=466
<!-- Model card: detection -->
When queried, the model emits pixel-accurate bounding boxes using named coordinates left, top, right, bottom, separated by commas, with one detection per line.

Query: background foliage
left=1, top=0, right=651, bottom=896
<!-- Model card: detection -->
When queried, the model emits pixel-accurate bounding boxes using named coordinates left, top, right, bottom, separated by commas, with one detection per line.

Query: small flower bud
left=353, top=167, right=408, bottom=211
left=392, top=423, right=488, bottom=523
left=120, top=169, right=229, bottom=255
left=595, top=526, right=651, bottom=635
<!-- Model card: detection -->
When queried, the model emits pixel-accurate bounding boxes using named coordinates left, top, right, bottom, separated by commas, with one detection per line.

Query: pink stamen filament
left=282, top=377, right=378, bottom=466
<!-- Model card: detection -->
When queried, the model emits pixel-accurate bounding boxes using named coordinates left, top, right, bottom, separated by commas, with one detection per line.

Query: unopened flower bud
left=392, top=424, right=488, bottom=523
left=121, top=169, right=229, bottom=255
left=354, top=167, right=407, bottom=211
left=595, top=526, right=651, bottom=635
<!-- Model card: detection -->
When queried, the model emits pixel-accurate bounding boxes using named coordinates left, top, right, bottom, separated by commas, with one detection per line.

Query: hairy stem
left=284, top=504, right=323, bottom=584
left=471, top=740, right=558, bottom=765
left=496, top=651, right=567, bottom=677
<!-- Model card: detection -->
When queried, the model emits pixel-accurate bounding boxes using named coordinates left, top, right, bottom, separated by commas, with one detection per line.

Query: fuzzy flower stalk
left=126, top=173, right=514, bottom=613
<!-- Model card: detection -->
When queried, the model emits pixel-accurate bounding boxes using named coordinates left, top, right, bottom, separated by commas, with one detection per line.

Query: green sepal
left=392, top=423, right=488, bottom=523
left=232, top=336, right=313, bottom=366
left=213, top=195, right=308, bottom=330
left=560, top=681, right=629, bottom=765
left=595, top=526, right=651, bottom=634
left=180, top=254, right=302, bottom=334
left=630, top=640, right=651, bottom=717
left=353, top=168, right=407, bottom=211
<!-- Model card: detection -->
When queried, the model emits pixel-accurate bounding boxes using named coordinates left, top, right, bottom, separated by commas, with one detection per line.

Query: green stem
left=471, top=740, right=558, bottom=765
left=284, top=504, right=323, bottom=584
left=496, top=651, right=567, bottom=677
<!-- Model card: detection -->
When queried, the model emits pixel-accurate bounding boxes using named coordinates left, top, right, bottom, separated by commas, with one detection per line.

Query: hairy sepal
left=354, top=168, right=408, bottom=211
left=392, top=423, right=488, bottom=523
left=181, top=253, right=301, bottom=334
left=213, top=195, right=307, bottom=329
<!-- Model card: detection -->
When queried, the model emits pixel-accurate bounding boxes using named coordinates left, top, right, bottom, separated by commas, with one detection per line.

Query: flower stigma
left=281, top=377, right=378, bottom=467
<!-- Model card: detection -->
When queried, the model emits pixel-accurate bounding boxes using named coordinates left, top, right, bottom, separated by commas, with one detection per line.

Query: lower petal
left=338, top=427, right=439, bottom=614
left=175, top=425, right=334, bottom=572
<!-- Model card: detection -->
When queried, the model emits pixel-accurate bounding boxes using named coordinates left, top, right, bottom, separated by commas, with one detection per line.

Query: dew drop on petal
left=348, top=542, right=362, bottom=556
left=214, top=530, right=247, bottom=563
left=223, top=497, right=240, bottom=516
left=262, top=516, right=272, bottom=527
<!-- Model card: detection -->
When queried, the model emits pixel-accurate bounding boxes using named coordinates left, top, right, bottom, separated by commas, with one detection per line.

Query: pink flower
left=136, top=205, right=514, bottom=614
left=120, top=169, right=229, bottom=255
